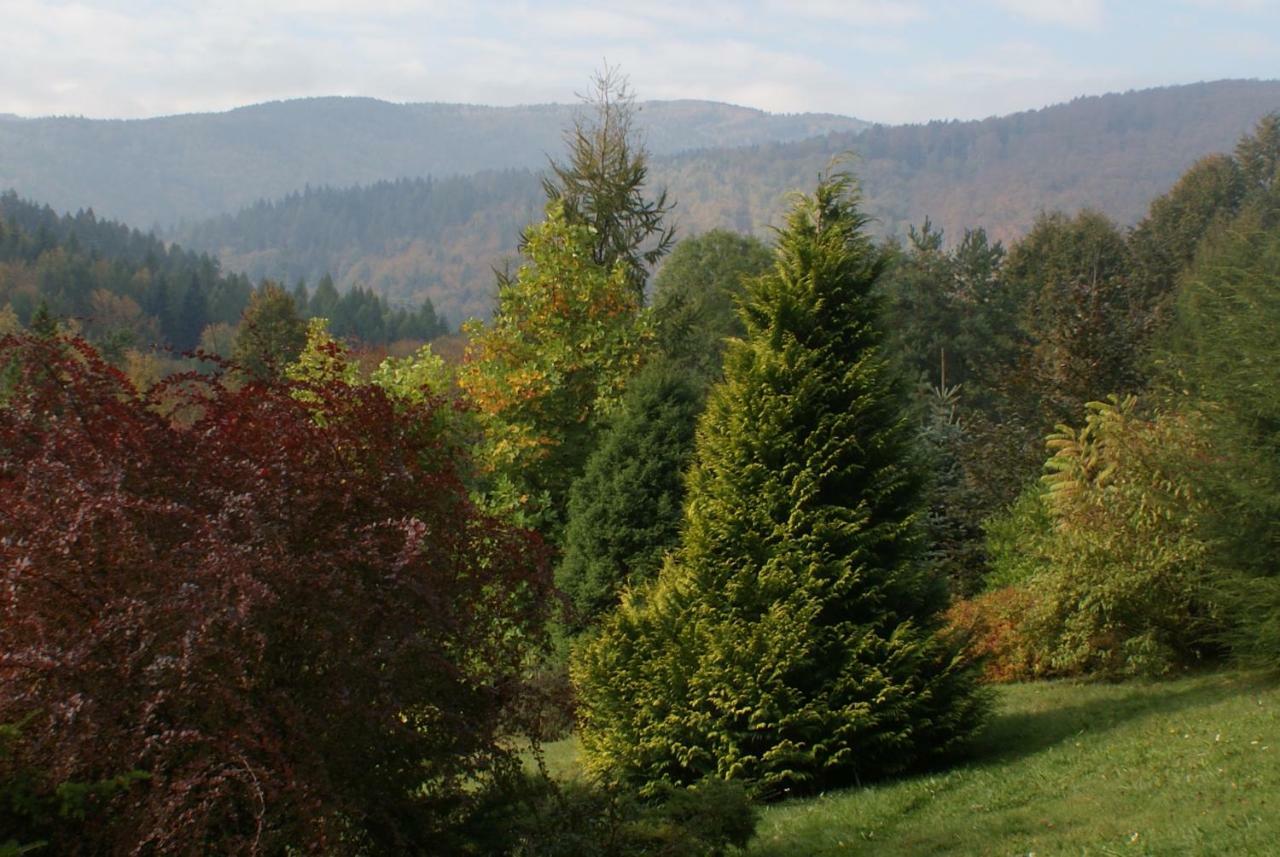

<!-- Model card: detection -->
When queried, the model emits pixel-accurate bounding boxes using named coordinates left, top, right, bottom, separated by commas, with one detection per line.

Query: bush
left=944, top=587, right=1041, bottom=683
left=1024, top=397, right=1218, bottom=676
left=1, top=717, right=149, bottom=852
left=0, top=333, right=553, bottom=853
left=981, top=483, right=1054, bottom=591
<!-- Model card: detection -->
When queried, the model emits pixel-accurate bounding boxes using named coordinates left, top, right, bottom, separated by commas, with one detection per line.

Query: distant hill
left=168, top=80, right=1280, bottom=322
left=0, top=98, right=867, bottom=228
left=657, top=79, right=1280, bottom=243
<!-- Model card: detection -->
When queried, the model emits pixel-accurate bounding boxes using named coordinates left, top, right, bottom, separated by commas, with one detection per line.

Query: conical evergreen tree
left=572, top=173, right=986, bottom=796
left=557, top=361, right=703, bottom=636
left=29, top=301, right=57, bottom=338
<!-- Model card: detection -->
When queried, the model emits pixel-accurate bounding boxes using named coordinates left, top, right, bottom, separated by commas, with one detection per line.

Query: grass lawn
left=541, top=671, right=1280, bottom=855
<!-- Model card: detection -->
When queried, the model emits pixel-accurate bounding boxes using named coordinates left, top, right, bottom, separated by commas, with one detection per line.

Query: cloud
left=1207, top=30, right=1276, bottom=61
left=1182, top=0, right=1271, bottom=11
left=988, top=0, right=1105, bottom=29
left=0, top=0, right=1269, bottom=124
left=763, top=0, right=929, bottom=27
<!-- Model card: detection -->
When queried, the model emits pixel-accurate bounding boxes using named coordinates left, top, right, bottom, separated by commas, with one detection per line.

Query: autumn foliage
left=943, top=587, right=1042, bottom=683
left=0, top=333, right=552, bottom=853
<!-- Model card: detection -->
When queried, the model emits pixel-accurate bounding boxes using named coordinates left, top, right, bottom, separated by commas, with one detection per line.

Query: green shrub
left=982, top=483, right=1054, bottom=591
left=457, top=773, right=756, bottom=856
left=1025, top=396, right=1218, bottom=676
left=0, top=718, right=147, bottom=851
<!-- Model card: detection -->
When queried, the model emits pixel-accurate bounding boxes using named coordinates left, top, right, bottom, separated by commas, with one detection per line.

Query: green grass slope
left=543, top=672, right=1279, bottom=855
left=751, top=673, right=1279, bottom=856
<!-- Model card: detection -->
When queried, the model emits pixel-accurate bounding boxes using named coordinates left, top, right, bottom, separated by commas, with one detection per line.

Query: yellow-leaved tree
left=459, top=201, right=649, bottom=537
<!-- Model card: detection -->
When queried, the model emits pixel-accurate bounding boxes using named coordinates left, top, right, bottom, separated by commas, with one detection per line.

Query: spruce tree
left=540, top=65, right=674, bottom=302
left=572, top=173, right=986, bottom=796
left=557, top=362, right=703, bottom=636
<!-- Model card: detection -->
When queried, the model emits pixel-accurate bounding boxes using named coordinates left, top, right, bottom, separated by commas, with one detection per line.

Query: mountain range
left=0, top=98, right=867, bottom=228
left=3, top=79, right=1279, bottom=322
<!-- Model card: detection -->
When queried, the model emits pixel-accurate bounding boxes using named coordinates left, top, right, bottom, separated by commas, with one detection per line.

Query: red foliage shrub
left=944, top=587, right=1042, bottom=683
left=0, top=334, right=553, bottom=854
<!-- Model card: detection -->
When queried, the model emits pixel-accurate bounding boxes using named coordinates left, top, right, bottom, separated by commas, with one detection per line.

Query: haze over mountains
left=2, top=79, right=1279, bottom=322
left=0, top=98, right=868, bottom=228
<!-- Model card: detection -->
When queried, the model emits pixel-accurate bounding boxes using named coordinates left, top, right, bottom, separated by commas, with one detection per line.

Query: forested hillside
left=0, top=192, right=448, bottom=377
left=665, top=78, right=1280, bottom=240
left=176, top=173, right=546, bottom=323
left=0, top=97, right=866, bottom=227
left=172, top=79, right=1280, bottom=322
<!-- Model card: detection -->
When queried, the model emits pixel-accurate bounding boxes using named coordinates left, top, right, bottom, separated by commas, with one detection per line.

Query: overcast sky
left=1, top=0, right=1276, bottom=124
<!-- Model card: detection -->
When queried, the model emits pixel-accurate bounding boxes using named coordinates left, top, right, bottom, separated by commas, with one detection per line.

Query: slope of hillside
left=534, top=672, right=1280, bottom=856
left=0, top=98, right=867, bottom=228
left=661, top=78, right=1280, bottom=243
left=170, top=80, right=1280, bottom=322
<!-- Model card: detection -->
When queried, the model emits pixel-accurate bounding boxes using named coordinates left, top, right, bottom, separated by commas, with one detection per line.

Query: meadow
left=539, top=672, right=1280, bottom=856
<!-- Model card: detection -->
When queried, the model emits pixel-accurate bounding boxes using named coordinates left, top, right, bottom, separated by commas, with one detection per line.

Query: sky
left=0, top=0, right=1276, bottom=124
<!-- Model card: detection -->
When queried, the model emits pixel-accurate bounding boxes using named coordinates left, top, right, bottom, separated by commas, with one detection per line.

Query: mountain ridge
left=0, top=96, right=868, bottom=227
left=163, top=79, right=1280, bottom=322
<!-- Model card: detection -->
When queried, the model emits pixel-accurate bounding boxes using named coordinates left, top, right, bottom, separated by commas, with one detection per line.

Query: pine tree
left=29, top=301, right=57, bottom=337
left=1161, top=202, right=1280, bottom=663
left=176, top=276, right=208, bottom=350
left=572, top=173, right=986, bottom=796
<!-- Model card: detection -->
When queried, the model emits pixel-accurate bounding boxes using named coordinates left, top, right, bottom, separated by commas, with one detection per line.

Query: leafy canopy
left=459, top=201, right=649, bottom=535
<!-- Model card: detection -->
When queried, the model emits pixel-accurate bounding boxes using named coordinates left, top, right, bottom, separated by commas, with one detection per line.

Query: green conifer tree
left=1161, top=202, right=1280, bottom=664
left=572, top=173, right=986, bottom=796
left=650, top=229, right=772, bottom=385
left=29, top=301, right=57, bottom=338
left=557, top=362, right=703, bottom=636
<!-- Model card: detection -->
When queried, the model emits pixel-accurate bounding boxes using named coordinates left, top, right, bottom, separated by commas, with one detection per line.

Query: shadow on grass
left=956, top=671, right=1278, bottom=771
left=747, top=673, right=1278, bottom=856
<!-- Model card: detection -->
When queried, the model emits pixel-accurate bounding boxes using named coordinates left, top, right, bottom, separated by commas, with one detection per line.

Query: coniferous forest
left=2, top=65, right=1280, bottom=855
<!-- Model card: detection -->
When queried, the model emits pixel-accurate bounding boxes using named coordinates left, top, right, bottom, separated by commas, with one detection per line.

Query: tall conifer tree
left=573, top=173, right=986, bottom=796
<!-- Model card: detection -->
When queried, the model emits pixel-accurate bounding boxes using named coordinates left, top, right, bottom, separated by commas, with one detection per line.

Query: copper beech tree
left=0, top=333, right=553, bottom=853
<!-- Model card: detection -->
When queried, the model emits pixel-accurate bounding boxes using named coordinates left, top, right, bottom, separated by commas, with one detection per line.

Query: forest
left=0, top=98, right=867, bottom=227
left=1, top=70, right=1279, bottom=855
left=0, top=191, right=450, bottom=386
